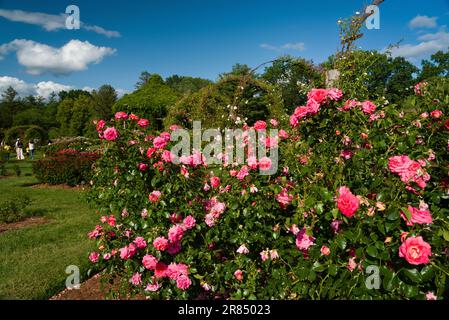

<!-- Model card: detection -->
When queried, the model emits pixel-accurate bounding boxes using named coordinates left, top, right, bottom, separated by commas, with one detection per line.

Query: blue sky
left=0, top=0, right=449, bottom=98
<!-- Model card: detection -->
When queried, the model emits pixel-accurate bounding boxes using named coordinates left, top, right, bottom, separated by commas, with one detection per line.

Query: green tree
left=219, top=63, right=252, bottom=80
left=91, top=85, right=117, bottom=120
left=114, top=74, right=179, bottom=130
left=165, top=75, right=213, bottom=94
left=56, top=98, right=75, bottom=135
left=135, top=71, right=153, bottom=89
left=1, top=86, right=18, bottom=103
left=419, top=49, right=449, bottom=80
left=70, top=95, right=94, bottom=136
left=262, top=56, right=323, bottom=113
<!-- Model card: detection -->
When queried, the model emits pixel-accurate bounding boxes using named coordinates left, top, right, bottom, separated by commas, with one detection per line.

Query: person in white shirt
left=29, top=140, right=35, bottom=160
left=15, top=138, right=25, bottom=160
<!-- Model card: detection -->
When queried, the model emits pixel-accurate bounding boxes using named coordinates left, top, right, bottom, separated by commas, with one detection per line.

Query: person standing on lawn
left=15, top=138, right=25, bottom=160
left=28, top=140, right=35, bottom=160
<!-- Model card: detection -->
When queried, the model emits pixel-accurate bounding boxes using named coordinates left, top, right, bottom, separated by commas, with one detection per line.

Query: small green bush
left=0, top=195, right=32, bottom=223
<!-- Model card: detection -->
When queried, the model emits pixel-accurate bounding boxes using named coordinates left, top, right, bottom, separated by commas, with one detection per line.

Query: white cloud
left=0, top=76, right=73, bottom=99
left=260, top=42, right=306, bottom=52
left=0, top=9, right=120, bottom=37
left=0, top=76, right=128, bottom=100
left=409, top=15, right=438, bottom=29
left=0, top=39, right=116, bottom=75
left=389, top=29, right=449, bottom=59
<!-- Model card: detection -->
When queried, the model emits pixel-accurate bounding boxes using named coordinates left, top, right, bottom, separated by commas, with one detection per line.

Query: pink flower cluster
left=275, top=188, right=293, bottom=209
left=400, top=204, right=433, bottom=226
left=141, top=255, right=191, bottom=290
left=290, top=88, right=343, bottom=127
left=294, top=228, right=315, bottom=257
left=204, top=197, right=226, bottom=227
left=388, top=155, right=430, bottom=189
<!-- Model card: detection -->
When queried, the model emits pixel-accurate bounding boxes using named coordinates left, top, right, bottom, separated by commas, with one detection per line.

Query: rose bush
left=86, top=83, right=449, bottom=299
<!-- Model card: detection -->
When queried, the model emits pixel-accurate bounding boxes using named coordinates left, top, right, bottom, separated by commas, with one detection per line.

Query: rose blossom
left=237, top=244, right=249, bottom=254
left=145, top=278, right=161, bottom=292
left=401, top=205, right=433, bottom=226
left=336, top=186, right=359, bottom=218
left=89, top=252, right=99, bottom=263
left=348, top=257, right=357, bottom=271
left=176, top=274, right=192, bottom=290
left=234, top=269, right=243, bottom=281
left=103, top=127, right=119, bottom=141
left=130, top=272, right=142, bottom=286
left=399, top=236, right=432, bottom=265
left=289, top=115, right=299, bottom=127
left=253, top=120, right=267, bottom=131
left=153, top=237, right=169, bottom=251
left=294, top=106, right=308, bottom=119
left=270, top=249, right=279, bottom=260
left=133, top=236, right=147, bottom=249
left=168, top=224, right=184, bottom=243
left=276, top=188, right=293, bottom=208
left=137, top=118, right=150, bottom=127
left=138, top=163, right=148, bottom=171
left=114, top=111, right=128, bottom=120
left=320, top=246, right=331, bottom=256
left=142, top=254, right=158, bottom=270
left=327, top=88, right=343, bottom=101
left=183, top=215, right=196, bottom=230
left=307, top=88, right=328, bottom=104
left=426, top=292, right=437, bottom=300
left=260, top=249, right=270, bottom=261
left=430, top=109, right=442, bottom=118
left=259, top=157, right=272, bottom=171
left=270, top=119, right=278, bottom=126
left=361, top=101, right=377, bottom=115
left=306, top=98, right=320, bottom=114
left=295, top=228, right=315, bottom=251
left=153, top=136, right=168, bottom=149
left=210, top=176, right=220, bottom=188
left=149, top=191, right=161, bottom=203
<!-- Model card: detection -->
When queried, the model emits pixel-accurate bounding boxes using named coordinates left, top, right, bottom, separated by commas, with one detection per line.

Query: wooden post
left=325, top=69, right=340, bottom=88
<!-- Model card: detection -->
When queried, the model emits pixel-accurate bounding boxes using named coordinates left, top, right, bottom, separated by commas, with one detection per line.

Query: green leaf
left=402, top=268, right=422, bottom=283
left=366, top=245, right=378, bottom=258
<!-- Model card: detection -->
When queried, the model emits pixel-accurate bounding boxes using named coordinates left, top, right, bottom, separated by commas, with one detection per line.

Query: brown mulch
left=31, top=183, right=84, bottom=190
left=50, top=274, right=107, bottom=300
left=0, top=216, right=49, bottom=233
left=50, top=274, right=147, bottom=300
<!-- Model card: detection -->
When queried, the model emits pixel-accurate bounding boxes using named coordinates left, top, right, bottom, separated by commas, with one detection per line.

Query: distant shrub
left=0, top=195, right=32, bottom=223
left=42, top=136, right=97, bottom=157
left=33, top=149, right=99, bottom=186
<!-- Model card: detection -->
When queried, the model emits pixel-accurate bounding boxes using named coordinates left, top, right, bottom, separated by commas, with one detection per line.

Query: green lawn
left=0, top=157, right=97, bottom=299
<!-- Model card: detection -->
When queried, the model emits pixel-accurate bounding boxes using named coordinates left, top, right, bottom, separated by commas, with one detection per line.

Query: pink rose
left=154, top=262, right=168, bottom=278
left=276, top=188, right=293, bottom=207
left=114, top=111, right=128, bottom=120
left=138, top=163, right=148, bottom=171
left=399, top=236, right=432, bottom=265
left=142, top=254, right=158, bottom=270
left=306, top=98, right=320, bottom=114
left=183, top=215, right=196, bottom=230
left=137, top=118, right=150, bottom=127
left=289, top=115, right=299, bottom=127
left=320, top=246, right=331, bottom=256
left=96, top=119, right=106, bottom=132
left=160, top=131, right=171, bottom=141
left=295, top=228, right=315, bottom=251
left=130, top=272, right=142, bottom=286
left=278, top=129, right=289, bottom=139
left=331, top=220, right=343, bottom=233
left=89, top=252, right=99, bottom=263
left=210, top=176, right=220, bottom=189
left=146, top=147, right=157, bottom=158
left=237, top=244, right=249, bottom=254
left=430, top=109, right=443, bottom=118
left=426, top=292, right=437, bottom=300
left=234, top=269, right=243, bottom=281
left=168, top=224, right=184, bottom=243
left=270, top=119, right=278, bottom=126
left=167, top=241, right=182, bottom=255
left=133, top=236, right=147, bottom=249
left=153, top=236, right=169, bottom=251
left=176, top=274, right=192, bottom=290
left=307, top=88, right=328, bottom=104
left=149, top=191, right=161, bottom=203
left=361, top=101, right=377, bottom=114
left=327, top=88, right=343, bottom=101
left=145, top=278, right=160, bottom=292
left=401, top=205, right=433, bottom=226
left=259, top=157, right=272, bottom=171
left=153, top=136, right=168, bottom=149
left=348, top=257, right=357, bottom=271
left=336, top=186, right=359, bottom=218
left=253, top=120, right=267, bottom=131
left=103, top=127, right=119, bottom=141
left=236, top=165, right=249, bottom=180
left=129, top=113, right=139, bottom=120
left=294, top=106, right=308, bottom=119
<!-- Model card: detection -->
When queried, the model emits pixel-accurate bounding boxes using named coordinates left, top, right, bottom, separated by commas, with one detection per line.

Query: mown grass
left=0, top=156, right=97, bottom=299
